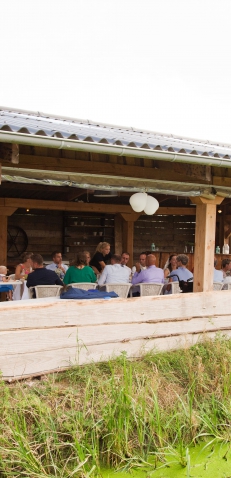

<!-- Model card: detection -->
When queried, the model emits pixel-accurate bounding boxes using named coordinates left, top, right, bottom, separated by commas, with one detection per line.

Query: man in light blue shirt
left=132, top=254, right=164, bottom=285
left=213, top=258, right=223, bottom=282
left=169, top=254, right=193, bottom=282
left=46, top=251, right=68, bottom=280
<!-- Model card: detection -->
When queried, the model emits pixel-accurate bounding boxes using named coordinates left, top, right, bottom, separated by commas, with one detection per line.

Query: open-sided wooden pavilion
left=1, top=107, right=231, bottom=380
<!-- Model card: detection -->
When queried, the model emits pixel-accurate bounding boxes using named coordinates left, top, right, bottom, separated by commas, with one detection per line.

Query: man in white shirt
left=131, top=252, right=147, bottom=275
left=121, top=252, right=131, bottom=276
left=98, top=254, right=130, bottom=285
left=46, top=251, right=68, bottom=280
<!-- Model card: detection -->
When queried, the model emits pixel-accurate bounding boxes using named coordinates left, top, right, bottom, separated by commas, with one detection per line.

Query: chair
left=213, top=282, right=224, bottom=291
left=98, top=283, right=131, bottom=298
left=71, top=283, right=97, bottom=290
left=169, top=281, right=182, bottom=294
left=29, top=285, right=63, bottom=298
left=222, top=282, right=231, bottom=290
left=130, top=282, right=163, bottom=297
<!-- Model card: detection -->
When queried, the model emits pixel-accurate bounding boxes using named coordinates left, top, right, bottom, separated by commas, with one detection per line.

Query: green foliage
left=1, top=336, right=231, bottom=476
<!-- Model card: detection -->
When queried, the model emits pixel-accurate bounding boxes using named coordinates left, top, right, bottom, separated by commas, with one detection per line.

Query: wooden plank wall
left=8, top=210, right=64, bottom=264
left=1, top=291, right=231, bottom=381
left=134, top=214, right=196, bottom=259
left=7, top=211, right=115, bottom=266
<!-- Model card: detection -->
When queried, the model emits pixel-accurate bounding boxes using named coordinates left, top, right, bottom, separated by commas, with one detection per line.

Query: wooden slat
left=0, top=199, right=196, bottom=215
left=0, top=215, right=7, bottom=265
left=1, top=291, right=231, bottom=380
left=2, top=153, right=212, bottom=185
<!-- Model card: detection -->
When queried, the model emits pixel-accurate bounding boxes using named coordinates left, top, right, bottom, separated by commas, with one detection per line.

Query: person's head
left=139, top=253, right=147, bottom=267
left=31, top=254, right=44, bottom=269
left=176, top=254, right=188, bottom=267
left=111, top=254, right=122, bottom=265
left=99, top=242, right=110, bottom=256
left=83, top=250, right=91, bottom=265
left=146, top=254, right=156, bottom=267
left=52, top=251, right=63, bottom=265
left=222, top=259, right=231, bottom=271
left=121, top=252, right=130, bottom=265
left=0, top=265, right=7, bottom=275
left=20, top=252, right=32, bottom=265
left=73, top=252, right=87, bottom=267
left=168, top=254, right=177, bottom=271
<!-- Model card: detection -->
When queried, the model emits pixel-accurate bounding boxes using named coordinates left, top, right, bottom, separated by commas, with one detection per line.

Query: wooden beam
left=0, top=216, right=7, bottom=265
left=2, top=153, right=212, bottom=185
left=0, top=207, right=17, bottom=215
left=190, top=196, right=224, bottom=292
left=0, top=199, right=196, bottom=215
left=0, top=143, right=19, bottom=164
left=114, top=215, right=123, bottom=256
left=122, top=220, right=134, bottom=266
left=119, top=212, right=141, bottom=222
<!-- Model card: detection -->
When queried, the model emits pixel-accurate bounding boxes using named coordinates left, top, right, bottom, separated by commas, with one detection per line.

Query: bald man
left=132, top=254, right=164, bottom=285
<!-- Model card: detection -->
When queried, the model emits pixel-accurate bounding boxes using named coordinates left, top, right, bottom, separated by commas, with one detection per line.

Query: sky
left=1, top=0, right=231, bottom=144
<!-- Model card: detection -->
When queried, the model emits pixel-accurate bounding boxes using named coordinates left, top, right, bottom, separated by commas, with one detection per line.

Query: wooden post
left=0, top=207, right=17, bottom=265
left=114, top=214, right=123, bottom=255
left=190, top=197, right=223, bottom=292
left=0, top=216, right=8, bottom=266
left=120, top=212, right=140, bottom=267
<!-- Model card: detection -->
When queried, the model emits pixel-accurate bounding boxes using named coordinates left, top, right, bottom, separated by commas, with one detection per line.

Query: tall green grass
left=1, top=335, right=231, bottom=476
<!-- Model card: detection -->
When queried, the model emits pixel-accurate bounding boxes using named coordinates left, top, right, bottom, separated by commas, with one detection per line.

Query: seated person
left=90, top=242, right=112, bottom=274
left=83, top=250, right=91, bottom=266
left=214, top=257, right=223, bottom=282
left=98, top=254, right=130, bottom=285
left=0, top=265, right=13, bottom=300
left=121, top=251, right=131, bottom=276
left=221, top=258, right=231, bottom=278
left=64, top=252, right=96, bottom=285
left=131, top=252, right=147, bottom=276
left=27, top=254, right=63, bottom=296
left=15, top=252, right=32, bottom=279
left=46, top=251, right=68, bottom=280
left=163, top=254, right=177, bottom=279
left=169, top=254, right=193, bottom=282
left=132, top=254, right=164, bottom=285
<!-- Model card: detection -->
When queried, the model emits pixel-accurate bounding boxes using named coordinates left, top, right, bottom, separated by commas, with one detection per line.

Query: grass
left=1, top=336, right=231, bottom=476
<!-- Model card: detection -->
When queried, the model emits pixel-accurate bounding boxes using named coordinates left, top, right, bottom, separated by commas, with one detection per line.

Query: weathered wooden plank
left=2, top=330, right=231, bottom=381
left=1, top=292, right=231, bottom=380
left=2, top=314, right=231, bottom=357
left=1, top=291, right=231, bottom=328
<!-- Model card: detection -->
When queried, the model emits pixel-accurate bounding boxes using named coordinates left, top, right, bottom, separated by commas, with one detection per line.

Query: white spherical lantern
left=144, top=195, right=159, bottom=215
left=129, top=192, right=148, bottom=212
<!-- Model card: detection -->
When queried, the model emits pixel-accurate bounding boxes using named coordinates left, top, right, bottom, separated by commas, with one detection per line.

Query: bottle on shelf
left=215, top=246, right=220, bottom=254
left=224, top=244, right=230, bottom=254
left=151, top=242, right=155, bottom=251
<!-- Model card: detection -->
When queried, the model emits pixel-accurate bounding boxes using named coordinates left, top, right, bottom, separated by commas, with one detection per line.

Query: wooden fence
left=1, top=291, right=231, bottom=381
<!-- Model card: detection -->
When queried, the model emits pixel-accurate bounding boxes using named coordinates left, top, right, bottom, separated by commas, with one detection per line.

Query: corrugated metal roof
left=1, top=107, right=231, bottom=159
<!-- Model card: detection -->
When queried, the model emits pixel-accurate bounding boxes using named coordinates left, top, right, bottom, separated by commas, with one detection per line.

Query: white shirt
left=98, top=264, right=130, bottom=285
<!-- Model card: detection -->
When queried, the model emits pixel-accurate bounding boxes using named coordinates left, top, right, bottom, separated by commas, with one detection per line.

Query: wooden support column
left=0, top=207, right=17, bottom=265
left=114, top=214, right=123, bottom=255
left=119, top=212, right=140, bottom=267
left=190, top=196, right=223, bottom=292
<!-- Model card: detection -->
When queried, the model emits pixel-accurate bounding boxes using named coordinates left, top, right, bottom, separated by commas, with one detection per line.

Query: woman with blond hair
left=90, top=242, right=111, bottom=274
